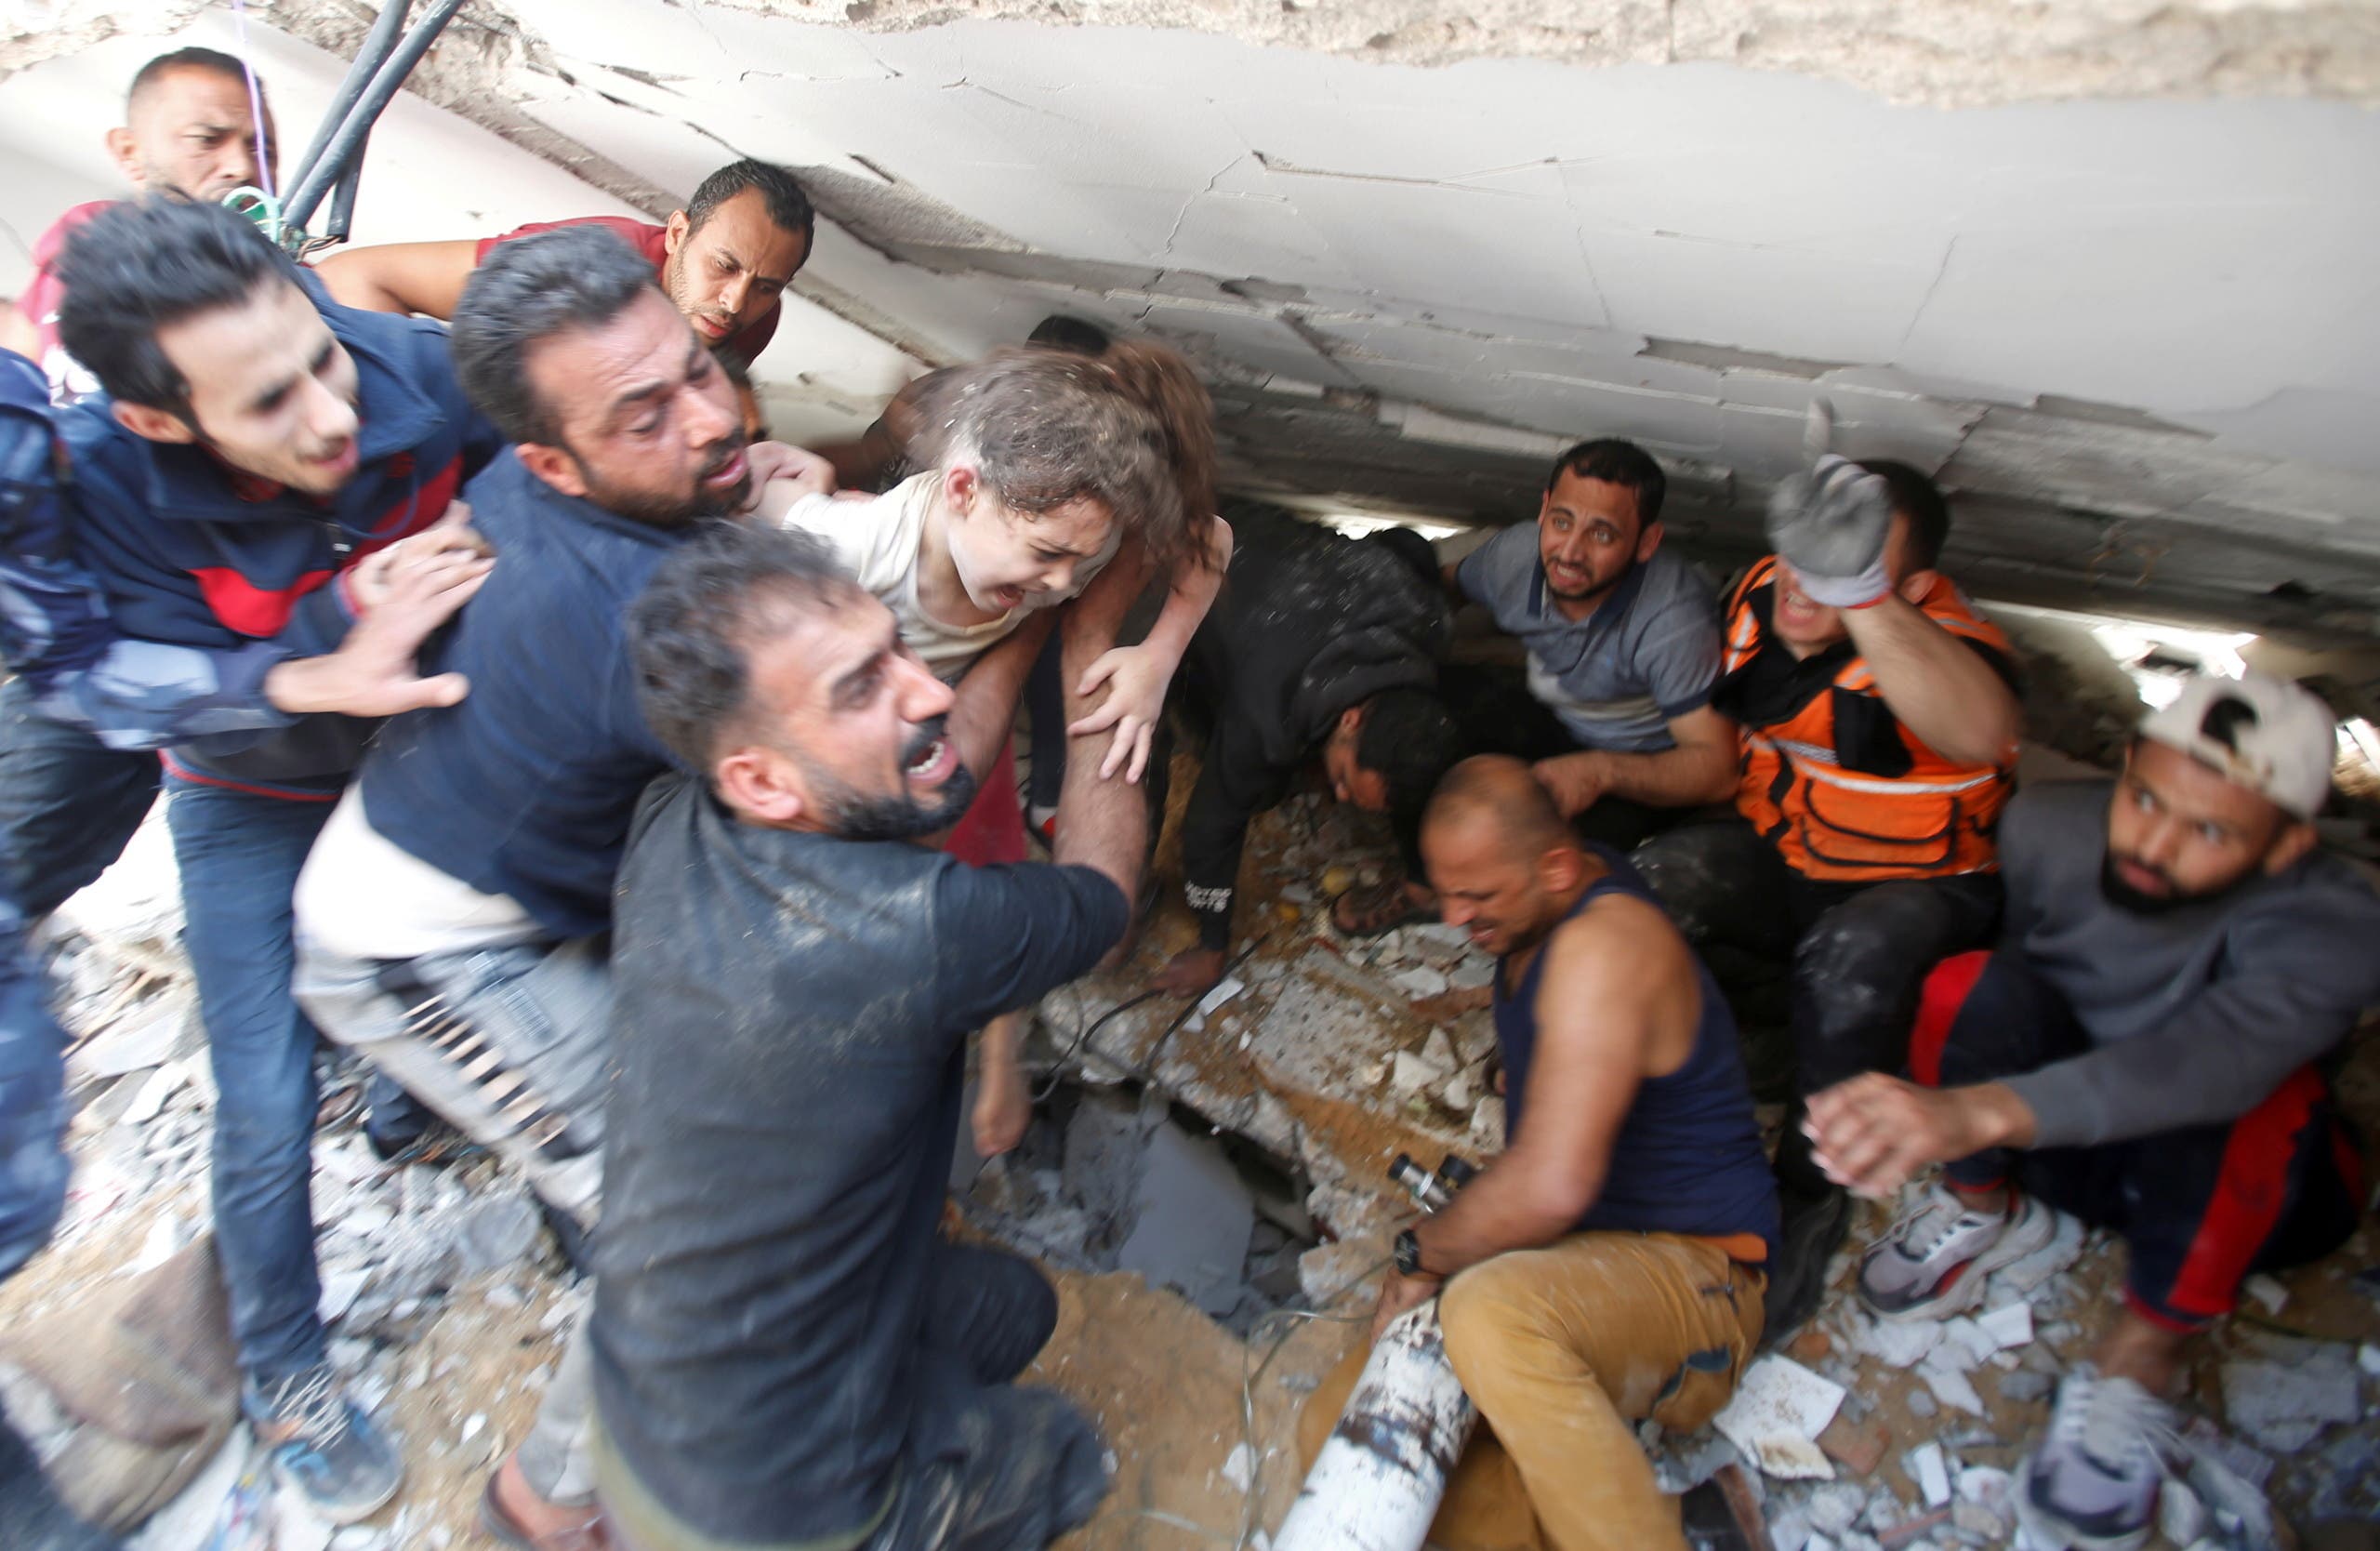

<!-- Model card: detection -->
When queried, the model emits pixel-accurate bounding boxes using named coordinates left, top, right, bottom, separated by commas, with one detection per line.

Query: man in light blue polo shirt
left=1454, top=438, right=1738, bottom=848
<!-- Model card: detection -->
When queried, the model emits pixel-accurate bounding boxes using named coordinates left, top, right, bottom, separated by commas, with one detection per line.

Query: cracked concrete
left=6, top=0, right=2380, bottom=648
left=751, top=0, right=2380, bottom=109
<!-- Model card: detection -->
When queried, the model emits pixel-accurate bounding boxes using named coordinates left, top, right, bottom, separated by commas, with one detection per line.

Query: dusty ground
left=4, top=752, right=2376, bottom=1549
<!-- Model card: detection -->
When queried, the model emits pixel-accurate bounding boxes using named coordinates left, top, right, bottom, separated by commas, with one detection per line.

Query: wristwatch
left=1393, top=1227, right=1424, bottom=1277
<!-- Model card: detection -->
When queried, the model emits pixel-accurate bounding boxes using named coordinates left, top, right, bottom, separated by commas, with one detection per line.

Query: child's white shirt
left=776, top=473, right=1119, bottom=682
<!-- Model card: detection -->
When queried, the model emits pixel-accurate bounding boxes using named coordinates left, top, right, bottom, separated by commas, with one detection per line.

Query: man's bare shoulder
left=1537, top=888, right=1699, bottom=1071
left=1550, top=886, right=1687, bottom=969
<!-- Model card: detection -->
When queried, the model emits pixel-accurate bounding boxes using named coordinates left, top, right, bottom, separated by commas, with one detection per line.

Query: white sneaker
left=2016, top=1366, right=2177, bottom=1551
left=1857, top=1181, right=2055, bottom=1319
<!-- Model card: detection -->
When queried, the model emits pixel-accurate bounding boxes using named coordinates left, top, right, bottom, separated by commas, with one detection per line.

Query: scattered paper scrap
left=1713, top=1356, right=1847, bottom=1479
left=1221, top=1441, right=1254, bottom=1492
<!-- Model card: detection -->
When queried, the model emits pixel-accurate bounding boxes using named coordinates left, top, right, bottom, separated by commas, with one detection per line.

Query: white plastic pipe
left=1273, top=1302, right=1477, bottom=1551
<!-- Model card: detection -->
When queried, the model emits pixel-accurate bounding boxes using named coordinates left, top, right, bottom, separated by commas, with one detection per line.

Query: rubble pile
left=6, top=800, right=2377, bottom=1547
left=5, top=814, right=574, bottom=1548
left=1646, top=1189, right=2380, bottom=1551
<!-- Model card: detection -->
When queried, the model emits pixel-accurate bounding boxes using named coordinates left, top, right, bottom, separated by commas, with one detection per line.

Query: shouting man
left=588, top=520, right=1144, bottom=1550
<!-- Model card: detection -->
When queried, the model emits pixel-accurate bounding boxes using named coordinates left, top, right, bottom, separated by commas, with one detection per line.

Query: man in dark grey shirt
left=588, top=522, right=1138, bottom=1551
left=1450, top=438, right=1735, bottom=850
left=1806, top=670, right=2378, bottom=1551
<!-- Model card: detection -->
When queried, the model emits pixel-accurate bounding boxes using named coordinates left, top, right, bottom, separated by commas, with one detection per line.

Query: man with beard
left=1448, top=438, right=1735, bottom=858
left=1806, top=670, right=2377, bottom=1551
left=50, top=197, right=502, bottom=1523
left=2, top=46, right=276, bottom=396
left=1300, top=757, right=1776, bottom=1551
left=317, top=160, right=813, bottom=366
left=588, top=520, right=1142, bottom=1551
left=1630, top=443, right=2023, bottom=1341
left=292, top=225, right=1056, bottom=1549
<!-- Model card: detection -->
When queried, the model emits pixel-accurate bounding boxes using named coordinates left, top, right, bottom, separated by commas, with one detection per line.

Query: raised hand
left=1765, top=402, right=1893, bottom=608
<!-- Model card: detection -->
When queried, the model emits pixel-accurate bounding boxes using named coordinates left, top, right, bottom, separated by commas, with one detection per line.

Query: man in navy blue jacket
left=291, top=224, right=1058, bottom=1551
left=51, top=198, right=502, bottom=1523
left=293, top=228, right=765, bottom=1250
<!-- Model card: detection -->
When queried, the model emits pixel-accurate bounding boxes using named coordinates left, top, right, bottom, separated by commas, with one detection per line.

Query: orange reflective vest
left=1722, top=557, right=2014, bottom=882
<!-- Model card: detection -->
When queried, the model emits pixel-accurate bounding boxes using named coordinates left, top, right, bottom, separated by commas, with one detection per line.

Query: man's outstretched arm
left=1536, top=706, right=1739, bottom=816
left=1051, top=547, right=1149, bottom=914
left=312, top=239, right=483, bottom=320
left=945, top=609, right=1054, bottom=786
left=26, top=512, right=493, bottom=749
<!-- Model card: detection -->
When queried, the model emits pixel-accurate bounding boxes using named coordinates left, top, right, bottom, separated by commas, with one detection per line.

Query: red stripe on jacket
left=187, top=454, right=464, bottom=637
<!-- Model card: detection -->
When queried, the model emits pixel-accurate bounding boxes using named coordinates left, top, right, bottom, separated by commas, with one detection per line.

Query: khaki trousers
left=1295, top=1233, right=1764, bottom=1551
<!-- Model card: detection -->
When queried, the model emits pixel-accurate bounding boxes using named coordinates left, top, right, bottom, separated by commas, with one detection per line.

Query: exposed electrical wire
left=227, top=0, right=276, bottom=201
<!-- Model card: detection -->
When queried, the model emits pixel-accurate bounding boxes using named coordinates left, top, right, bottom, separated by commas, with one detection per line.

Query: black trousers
left=1915, top=948, right=2363, bottom=1329
left=866, top=1242, right=1109, bottom=1551
left=1632, top=816, right=2003, bottom=1108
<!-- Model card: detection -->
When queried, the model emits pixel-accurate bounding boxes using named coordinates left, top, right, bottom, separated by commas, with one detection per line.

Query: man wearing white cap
left=1805, top=669, right=2378, bottom=1551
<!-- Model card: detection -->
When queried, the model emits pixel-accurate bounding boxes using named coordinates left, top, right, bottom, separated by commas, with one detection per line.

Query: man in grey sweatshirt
left=1805, top=669, right=2378, bottom=1551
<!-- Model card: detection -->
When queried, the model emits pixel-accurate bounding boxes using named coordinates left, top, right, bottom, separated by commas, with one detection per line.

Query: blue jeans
left=0, top=887, right=124, bottom=1546
left=0, top=675, right=159, bottom=920
left=165, top=776, right=336, bottom=1385
left=0, top=894, right=68, bottom=1284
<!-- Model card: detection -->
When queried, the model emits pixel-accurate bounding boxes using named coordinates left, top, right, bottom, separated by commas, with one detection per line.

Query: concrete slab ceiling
left=5, top=1, right=2378, bottom=640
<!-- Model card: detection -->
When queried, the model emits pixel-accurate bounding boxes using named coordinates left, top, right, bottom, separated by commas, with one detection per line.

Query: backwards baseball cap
left=2138, top=670, right=2336, bottom=820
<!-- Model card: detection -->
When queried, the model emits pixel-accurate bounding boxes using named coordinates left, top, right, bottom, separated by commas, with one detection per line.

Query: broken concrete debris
left=2218, top=1338, right=2366, bottom=1453
left=959, top=1080, right=1317, bottom=1332
left=1918, top=1362, right=1987, bottom=1419
left=21, top=778, right=2380, bottom=1549
left=2159, top=1477, right=2209, bottom=1545
left=1905, top=1441, right=1950, bottom=1508
left=1389, top=1049, right=1446, bottom=1096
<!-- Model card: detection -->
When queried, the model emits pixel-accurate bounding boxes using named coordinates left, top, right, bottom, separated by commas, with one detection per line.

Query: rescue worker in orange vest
left=1633, top=423, right=2022, bottom=1341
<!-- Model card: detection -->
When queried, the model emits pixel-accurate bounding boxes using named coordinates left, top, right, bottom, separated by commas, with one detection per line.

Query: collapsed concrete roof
left=7, top=0, right=2379, bottom=643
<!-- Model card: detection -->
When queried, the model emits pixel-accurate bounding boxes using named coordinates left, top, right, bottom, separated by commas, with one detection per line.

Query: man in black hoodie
left=1154, top=499, right=1461, bottom=996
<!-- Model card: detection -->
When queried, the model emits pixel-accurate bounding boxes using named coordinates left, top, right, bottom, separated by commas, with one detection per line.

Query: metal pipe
left=283, top=0, right=469, bottom=232
left=1272, top=1303, right=1477, bottom=1551
left=285, top=0, right=414, bottom=201
left=325, top=153, right=364, bottom=243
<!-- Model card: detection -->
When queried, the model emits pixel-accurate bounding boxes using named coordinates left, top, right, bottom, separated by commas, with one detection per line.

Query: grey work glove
left=1765, top=402, right=1894, bottom=608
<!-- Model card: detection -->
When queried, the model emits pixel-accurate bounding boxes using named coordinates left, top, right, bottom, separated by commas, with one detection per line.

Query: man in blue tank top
left=1300, top=755, right=1778, bottom=1551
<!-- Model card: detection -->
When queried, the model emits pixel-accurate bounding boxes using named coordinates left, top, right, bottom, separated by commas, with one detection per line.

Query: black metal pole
left=285, top=0, right=414, bottom=205
left=284, top=0, right=469, bottom=232
left=325, top=152, right=365, bottom=243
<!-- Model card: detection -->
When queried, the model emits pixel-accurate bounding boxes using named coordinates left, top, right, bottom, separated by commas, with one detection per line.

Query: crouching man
left=1300, top=756, right=1778, bottom=1551
left=1809, top=670, right=2380, bottom=1551
left=587, top=521, right=1142, bottom=1551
